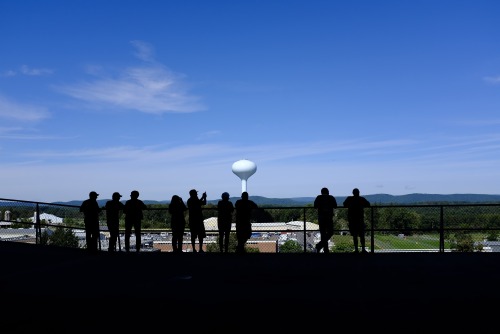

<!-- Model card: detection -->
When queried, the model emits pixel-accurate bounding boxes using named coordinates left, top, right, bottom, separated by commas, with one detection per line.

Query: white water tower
left=232, top=159, right=257, bottom=194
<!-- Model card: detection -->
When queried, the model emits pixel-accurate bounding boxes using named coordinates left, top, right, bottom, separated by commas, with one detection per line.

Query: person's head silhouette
left=321, top=187, right=329, bottom=195
left=130, top=190, right=139, bottom=199
left=353, top=188, right=360, bottom=196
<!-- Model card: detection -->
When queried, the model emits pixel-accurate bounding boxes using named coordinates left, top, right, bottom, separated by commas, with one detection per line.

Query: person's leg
left=316, top=222, right=325, bottom=252
left=90, top=225, right=99, bottom=252
left=360, top=224, right=367, bottom=252
left=191, top=231, right=197, bottom=252
left=109, top=233, right=115, bottom=252
left=324, top=221, right=333, bottom=253
left=85, top=222, right=98, bottom=252
left=236, top=231, right=243, bottom=253
left=85, top=224, right=93, bottom=251
left=124, top=220, right=131, bottom=252
left=199, top=237, right=204, bottom=252
left=88, top=232, right=96, bottom=251
left=349, top=221, right=359, bottom=252
left=218, top=232, right=224, bottom=252
left=178, top=233, right=184, bottom=252
left=109, top=224, right=117, bottom=251
left=352, top=231, right=359, bottom=253
left=172, top=234, right=178, bottom=253
left=224, top=231, right=230, bottom=253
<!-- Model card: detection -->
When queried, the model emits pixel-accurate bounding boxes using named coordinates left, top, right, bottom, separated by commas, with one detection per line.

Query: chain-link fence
left=1, top=198, right=499, bottom=253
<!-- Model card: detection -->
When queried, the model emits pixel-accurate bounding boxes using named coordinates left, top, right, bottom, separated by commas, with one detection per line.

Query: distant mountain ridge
left=49, top=193, right=500, bottom=207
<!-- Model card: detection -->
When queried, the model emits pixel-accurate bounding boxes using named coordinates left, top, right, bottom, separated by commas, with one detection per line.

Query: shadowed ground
left=1, top=241, right=498, bottom=333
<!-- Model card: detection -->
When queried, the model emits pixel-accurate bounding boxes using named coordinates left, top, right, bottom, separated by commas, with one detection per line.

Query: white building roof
left=203, top=217, right=318, bottom=231
left=31, top=212, right=63, bottom=224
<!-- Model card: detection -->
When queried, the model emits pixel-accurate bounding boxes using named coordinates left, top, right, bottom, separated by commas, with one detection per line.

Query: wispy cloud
left=20, top=65, right=53, bottom=76
left=483, top=76, right=500, bottom=84
left=1, top=70, right=16, bottom=77
left=130, top=40, right=155, bottom=62
left=453, top=118, right=500, bottom=126
left=1, top=66, right=53, bottom=77
left=197, top=130, right=221, bottom=140
left=56, top=41, right=204, bottom=114
left=18, top=134, right=496, bottom=165
left=0, top=95, right=50, bottom=121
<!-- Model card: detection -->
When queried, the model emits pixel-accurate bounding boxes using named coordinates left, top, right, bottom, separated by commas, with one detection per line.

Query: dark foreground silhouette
left=1, top=241, right=499, bottom=333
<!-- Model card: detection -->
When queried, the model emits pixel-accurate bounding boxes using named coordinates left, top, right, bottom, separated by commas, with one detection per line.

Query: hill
left=46, top=193, right=500, bottom=207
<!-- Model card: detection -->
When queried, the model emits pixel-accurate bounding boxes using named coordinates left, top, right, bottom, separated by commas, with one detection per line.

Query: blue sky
left=1, top=0, right=500, bottom=202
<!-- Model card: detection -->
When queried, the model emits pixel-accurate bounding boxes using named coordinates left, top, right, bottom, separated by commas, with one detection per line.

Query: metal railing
left=1, top=197, right=499, bottom=253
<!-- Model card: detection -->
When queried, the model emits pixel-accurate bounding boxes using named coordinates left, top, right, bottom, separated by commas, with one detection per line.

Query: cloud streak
left=484, top=76, right=500, bottom=84
left=20, top=65, right=53, bottom=76
left=0, top=95, right=50, bottom=121
left=18, top=132, right=500, bottom=167
left=56, top=41, right=204, bottom=114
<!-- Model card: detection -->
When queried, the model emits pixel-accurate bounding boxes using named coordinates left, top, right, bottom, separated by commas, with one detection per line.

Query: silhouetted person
left=235, top=191, right=258, bottom=253
left=343, top=188, right=371, bottom=253
left=123, top=190, right=147, bottom=252
left=313, top=187, right=337, bottom=253
left=168, top=194, right=187, bottom=253
left=217, top=192, right=234, bottom=253
left=79, top=191, right=102, bottom=252
left=187, top=189, right=207, bottom=253
left=104, top=192, right=124, bottom=252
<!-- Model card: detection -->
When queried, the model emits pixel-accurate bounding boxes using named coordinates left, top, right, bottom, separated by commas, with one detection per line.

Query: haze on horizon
left=1, top=1, right=500, bottom=203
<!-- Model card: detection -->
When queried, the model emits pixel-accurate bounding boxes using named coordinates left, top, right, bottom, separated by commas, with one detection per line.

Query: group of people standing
left=80, top=188, right=259, bottom=254
left=80, top=186, right=369, bottom=254
left=168, top=190, right=258, bottom=254
left=314, top=187, right=371, bottom=253
left=79, top=190, right=147, bottom=253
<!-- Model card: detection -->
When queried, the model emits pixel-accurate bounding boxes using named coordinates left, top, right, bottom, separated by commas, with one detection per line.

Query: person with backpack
left=234, top=192, right=258, bottom=253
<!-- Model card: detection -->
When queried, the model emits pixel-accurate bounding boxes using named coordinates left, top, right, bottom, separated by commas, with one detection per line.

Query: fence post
left=370, top=206, right=374, bottom=253
left=35, top=203, right=41, bottom=245
left=303, top=207, right=307, bottom=253
left=439, top=206, right=444, bottom=252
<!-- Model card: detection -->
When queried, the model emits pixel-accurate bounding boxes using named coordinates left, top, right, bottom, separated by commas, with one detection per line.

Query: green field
left=330, top=233, right=488, bottom=252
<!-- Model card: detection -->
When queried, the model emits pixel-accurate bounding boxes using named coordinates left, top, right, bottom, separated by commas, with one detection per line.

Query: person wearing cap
left=104, top=192, right=125, bottom=252
left=123, top=190, right=148, bottom=252
left=217, top=192, right=234, bottom=253
left=79, top=191, right=102, bottom=252
left=187, top=189, right=207, bottom=253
